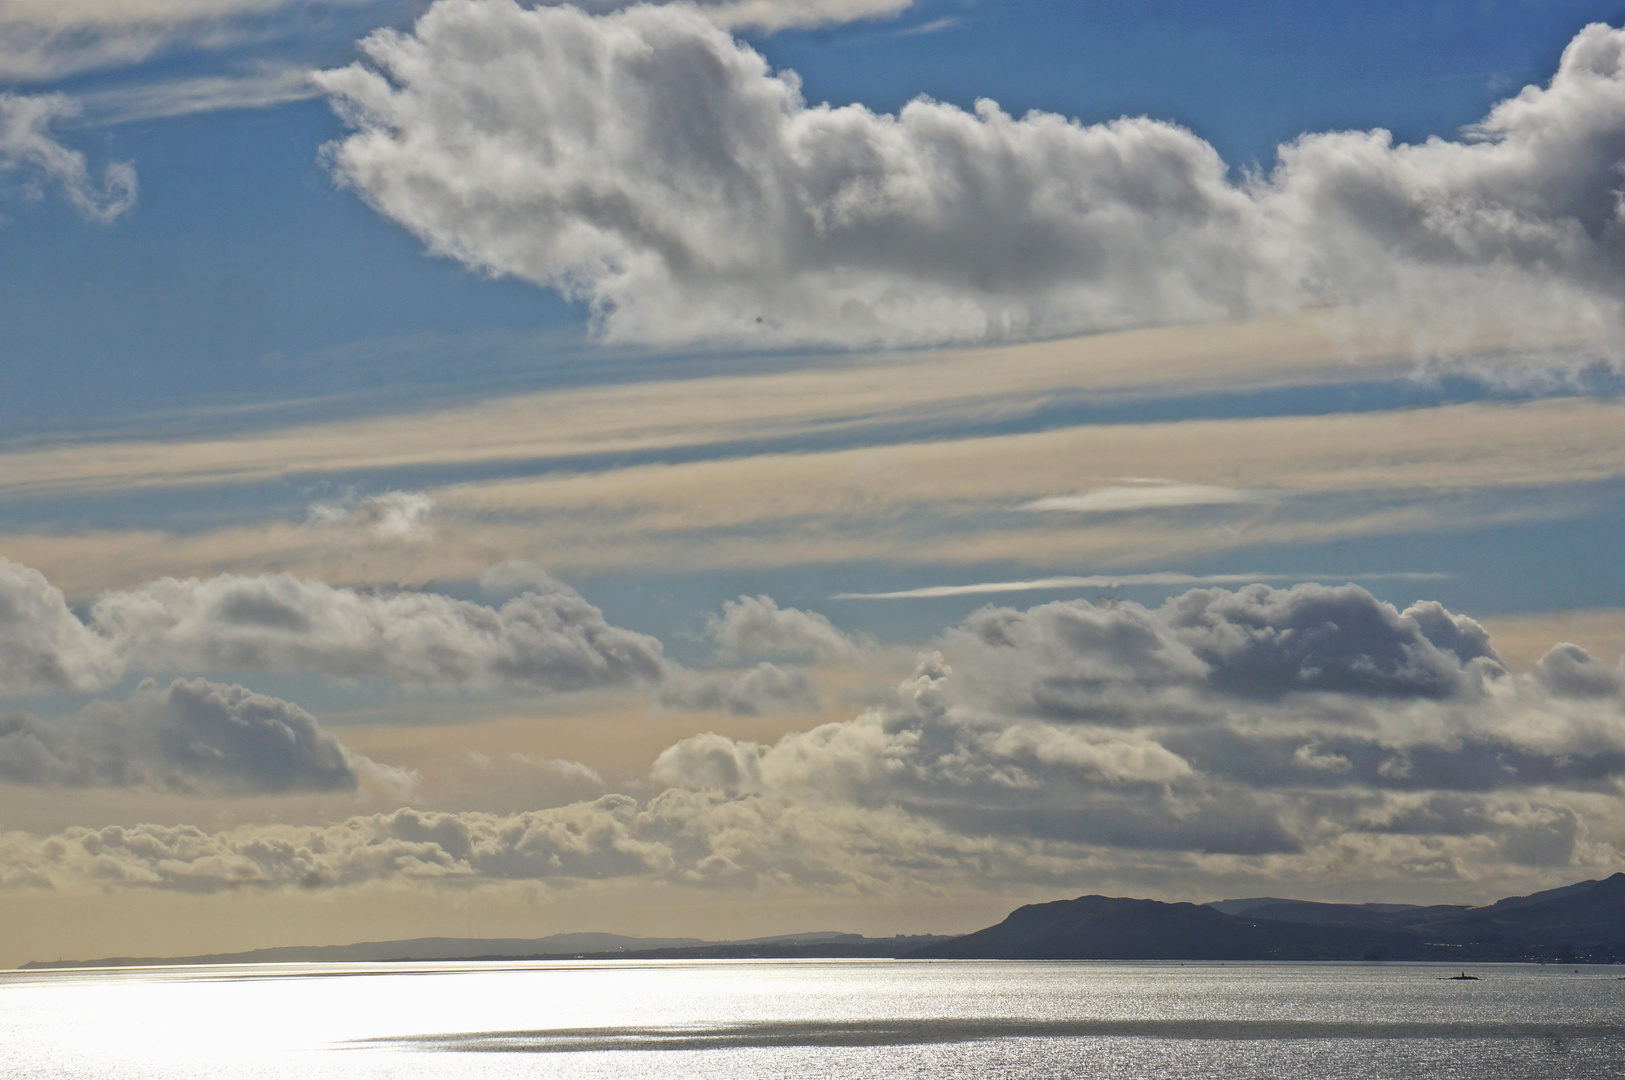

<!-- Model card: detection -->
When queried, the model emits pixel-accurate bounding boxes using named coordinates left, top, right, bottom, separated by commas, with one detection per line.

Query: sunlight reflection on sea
left=2, top=959, right=1621, bottom=1078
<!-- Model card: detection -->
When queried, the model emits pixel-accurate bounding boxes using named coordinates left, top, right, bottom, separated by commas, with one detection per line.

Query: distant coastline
left=22, top=873, right=1625, bottom=970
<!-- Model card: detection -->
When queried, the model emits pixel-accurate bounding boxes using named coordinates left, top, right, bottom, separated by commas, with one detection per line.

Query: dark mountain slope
left=911, top=874, right=1625, bottom=962
left=912, top=895, right=1418, bottom=961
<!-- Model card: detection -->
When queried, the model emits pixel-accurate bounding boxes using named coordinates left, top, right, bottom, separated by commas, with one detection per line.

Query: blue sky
left=5, top=0, right=1625, bottom=964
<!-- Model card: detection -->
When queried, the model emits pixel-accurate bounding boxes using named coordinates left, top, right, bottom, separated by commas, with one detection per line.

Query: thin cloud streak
left=835, top=572, right=1453, bottom=601
left=78, top=68, right=321, bottom=126
left=1020, top=482, right=1274, bottom=514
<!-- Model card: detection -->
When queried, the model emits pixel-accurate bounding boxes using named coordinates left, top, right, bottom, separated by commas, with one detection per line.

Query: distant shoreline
left=21, top=871, right=1625, bottom=970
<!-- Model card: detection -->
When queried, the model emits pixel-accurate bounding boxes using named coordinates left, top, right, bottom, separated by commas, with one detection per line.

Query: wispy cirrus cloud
left=0, top=0, right=915, bottom=84
left=0, top=0, right=392, bottom=82
left=0, top=93, right=137, bottom=222
left=77, top=66, right=321, bottom=126
left=561, top=0, right=918, bottom=33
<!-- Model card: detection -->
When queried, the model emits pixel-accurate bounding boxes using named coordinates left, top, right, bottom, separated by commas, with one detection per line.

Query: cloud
left=834, top=572, right=1450, bottom=601
left=0, top=559, right=121, bottom=695
left=641, top=586, right=1625, bottom=880
left=1531, top=642, right=1625, bottom=698
left=658, top=661, right=821, bottom=716
left=93, top=565, right=669, bottom=693
left=708, top=595, right=860, bottom=661
left=0, top=0, right=389, bottom=81
left=1020, top=480, right=1271, bottom=515
left=1159, top=583, right=1501, bottom=699
left=318, top=4, right=1625, bottom=352
left=0, top=560, right=822, bottom=716
left=0, top=0, right=910, bottom=83
left=80, top=67, right=321, bottom=126
left=0, top=800, right=674, bottom=894
left=7, top=584, right=1624, bottom=898
left=0, top=557, right=665, bottom=696
left=0, top=94, right=137, bottom=222
left=306, top=490, right=434, bottom=542
left=508, top=755, right=605, bottom=786
left=0, top=678, right=387, bottom=795
left=561, top=0, right=917, bottom=33
left=314, top=0, right=1276, bottom=348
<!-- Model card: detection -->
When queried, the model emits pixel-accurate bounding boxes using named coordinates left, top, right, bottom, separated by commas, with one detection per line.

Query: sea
left=2, top=959, right=1622, bottom=1078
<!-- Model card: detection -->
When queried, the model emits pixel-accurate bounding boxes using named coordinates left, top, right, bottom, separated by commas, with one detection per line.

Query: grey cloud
left=646, top=586, right=1625, bottom=875
left=0, top=561, right=822, bottom=716
left=477, top=560, right=563, bottom=598
left=1162, top=584, right=1503, bottom=699
left=319, top=5, right=1625, bottom=353
left=0, top=678, right=378, bottom=794
left=1532, top=642, right=1625, bottom=698
left=0, top=94, right=137, bottom=222
left=89, top=568, right=669, bottom=694
left=708, top=595, right=860, bottom=661
left=1163, top=728, right=1625, bottom=794
left=659, top=661, right=821, bottom=716
left=1355, top=793, right=1582, bottom=870
left=0, top=558, right=120, bottom=695
left=6, top=583, right=1625, bottom=896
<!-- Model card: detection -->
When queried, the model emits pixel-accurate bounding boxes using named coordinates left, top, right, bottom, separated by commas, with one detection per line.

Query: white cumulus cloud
left=317, top=3, right=1625, bottom=355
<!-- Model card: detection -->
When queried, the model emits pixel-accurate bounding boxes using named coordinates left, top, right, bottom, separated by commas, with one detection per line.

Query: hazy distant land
left=23, top=873, right=1624, bottom=970
left=18, top=931, right=957, bottom=969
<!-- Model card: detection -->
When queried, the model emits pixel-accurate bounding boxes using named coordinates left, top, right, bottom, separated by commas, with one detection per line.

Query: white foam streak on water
left=1, top=960, right=1622, bottom=1078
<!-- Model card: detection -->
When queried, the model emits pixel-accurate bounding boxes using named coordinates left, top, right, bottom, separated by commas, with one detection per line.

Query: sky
left=4, top=0, right=1625, bottom=967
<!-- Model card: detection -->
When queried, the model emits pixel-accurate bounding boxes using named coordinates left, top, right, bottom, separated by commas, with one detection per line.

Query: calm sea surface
left=2, top=959, right=1622, bottom=1078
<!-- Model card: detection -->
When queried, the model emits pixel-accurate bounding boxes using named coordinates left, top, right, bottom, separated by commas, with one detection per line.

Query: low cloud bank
left=320, top=2, right=1625, bottom=353
left=5, top=583, right=1624, bottom=897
